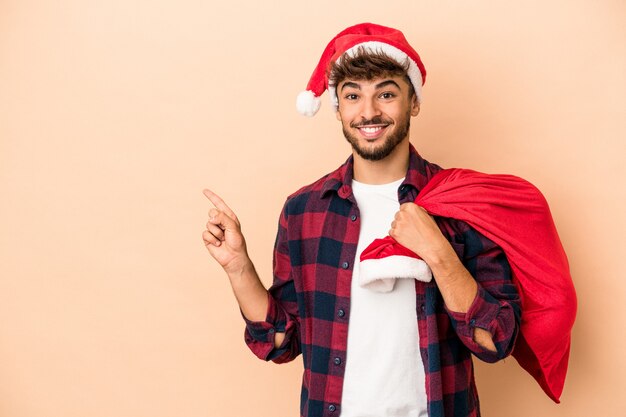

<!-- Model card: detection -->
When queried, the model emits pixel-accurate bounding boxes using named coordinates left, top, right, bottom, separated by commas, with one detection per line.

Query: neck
left=352, top=139, right=411, bottom=184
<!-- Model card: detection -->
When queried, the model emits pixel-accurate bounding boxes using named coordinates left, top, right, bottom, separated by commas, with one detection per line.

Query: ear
left=335, top=107, right=342, bottom=121
left=410, top=94, right=420, bottom=117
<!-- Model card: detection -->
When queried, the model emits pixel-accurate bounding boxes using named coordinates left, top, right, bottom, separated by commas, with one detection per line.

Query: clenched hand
left=389, top=202, right=453, bottom=265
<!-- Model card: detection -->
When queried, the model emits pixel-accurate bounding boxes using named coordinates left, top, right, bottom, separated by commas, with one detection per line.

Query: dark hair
left=329, top=46, right=415, bottom=97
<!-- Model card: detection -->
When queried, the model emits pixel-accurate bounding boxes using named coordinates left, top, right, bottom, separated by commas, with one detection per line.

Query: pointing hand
left=202, top=189, right=249, bottom=274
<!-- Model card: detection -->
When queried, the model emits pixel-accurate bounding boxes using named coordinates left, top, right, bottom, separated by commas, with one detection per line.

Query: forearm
left=227, top=258, right=269, bottom=321
left=427, top=248, right=497, bottom=352
left=227, top=258, right=286, bottom=348
left=428, top=249, right=477, bottom=313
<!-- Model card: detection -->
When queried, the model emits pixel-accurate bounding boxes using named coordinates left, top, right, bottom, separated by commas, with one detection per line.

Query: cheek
left=337, top=111, right=357, bottom=127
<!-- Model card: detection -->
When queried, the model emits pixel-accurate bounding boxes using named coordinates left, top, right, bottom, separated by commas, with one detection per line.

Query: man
left=203, top=23, right=521, bottom=417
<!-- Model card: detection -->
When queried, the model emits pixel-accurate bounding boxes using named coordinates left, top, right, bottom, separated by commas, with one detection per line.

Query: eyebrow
left=340, top=79, right=402, bottom=92
left=375, top=80, right=401, bottom=90
left=340, top=81, right=361, bottom=92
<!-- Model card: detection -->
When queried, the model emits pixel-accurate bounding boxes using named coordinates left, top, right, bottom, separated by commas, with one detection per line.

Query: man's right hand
left=202, top=189, right=250, bottom=275
left=202, top=189, right=285, bottom=346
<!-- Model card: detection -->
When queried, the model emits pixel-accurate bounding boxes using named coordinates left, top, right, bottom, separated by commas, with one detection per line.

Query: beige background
left=1, top=1, right=625, bottom=416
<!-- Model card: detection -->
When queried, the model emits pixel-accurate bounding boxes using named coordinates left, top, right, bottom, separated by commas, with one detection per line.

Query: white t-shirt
left=340, top=178, right=427, bottom=417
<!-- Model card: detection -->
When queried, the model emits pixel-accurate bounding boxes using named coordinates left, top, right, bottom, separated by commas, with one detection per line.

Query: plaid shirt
left=244, top=144, right=521, bottom=417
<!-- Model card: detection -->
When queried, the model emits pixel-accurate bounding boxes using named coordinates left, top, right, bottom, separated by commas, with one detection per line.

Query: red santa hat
left=359, top=237, right=432, bottom=292
left=296, top=23, right=427, bottom=117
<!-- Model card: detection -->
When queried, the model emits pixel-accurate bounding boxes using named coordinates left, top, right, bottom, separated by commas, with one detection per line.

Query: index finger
left=203, top=189, right=239, bottom=223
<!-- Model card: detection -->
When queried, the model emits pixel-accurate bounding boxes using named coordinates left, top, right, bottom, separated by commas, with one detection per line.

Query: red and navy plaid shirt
left=244, top=144, right=521, bottom=417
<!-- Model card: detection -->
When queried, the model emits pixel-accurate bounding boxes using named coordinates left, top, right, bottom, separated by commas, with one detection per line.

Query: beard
left=342, top=112, right=411, bottom=161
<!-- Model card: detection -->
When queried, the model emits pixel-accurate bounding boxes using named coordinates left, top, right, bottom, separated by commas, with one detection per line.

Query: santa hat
left=296, top=23, right=427, bottom=117
left=359, top=236, right=432, bottom=293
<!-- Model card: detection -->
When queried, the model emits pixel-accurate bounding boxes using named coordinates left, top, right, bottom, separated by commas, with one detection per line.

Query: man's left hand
left=389, top=202, right=454, bottom=265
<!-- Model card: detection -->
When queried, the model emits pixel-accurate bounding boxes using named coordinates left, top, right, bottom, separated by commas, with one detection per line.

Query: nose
left=360, top=96, right=382, bottom=121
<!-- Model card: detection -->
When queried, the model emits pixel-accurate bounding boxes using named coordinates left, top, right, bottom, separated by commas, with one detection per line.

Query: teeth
left=361, top=127, right=382, bottom=133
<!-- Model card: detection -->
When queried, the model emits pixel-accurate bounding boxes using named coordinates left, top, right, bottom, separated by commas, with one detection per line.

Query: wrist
left=227, top=258, right=262, bottom=295
left=423, top=244, right=461, bottom=276
left=225, top=255, right=254, bottom=279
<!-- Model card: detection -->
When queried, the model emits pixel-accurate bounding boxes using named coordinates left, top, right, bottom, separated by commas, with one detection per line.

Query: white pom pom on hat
left=296, top=22, right=427, bottom=117
left=296, top=90, right=321, bottom=117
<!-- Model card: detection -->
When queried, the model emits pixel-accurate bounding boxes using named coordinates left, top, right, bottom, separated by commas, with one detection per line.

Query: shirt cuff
left=445, top=286, right=501, bottom=352
left=241, top=293, right=290, bottom=360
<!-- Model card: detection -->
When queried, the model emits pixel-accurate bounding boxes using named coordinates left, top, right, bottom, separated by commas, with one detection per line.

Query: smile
left=356, top=124, right=389, bottom=140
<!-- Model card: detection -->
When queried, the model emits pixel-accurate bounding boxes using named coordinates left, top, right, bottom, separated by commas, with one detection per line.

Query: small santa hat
left=296, top=23, right=427, bottom=117
left=359, top=236, right=432, bottom=293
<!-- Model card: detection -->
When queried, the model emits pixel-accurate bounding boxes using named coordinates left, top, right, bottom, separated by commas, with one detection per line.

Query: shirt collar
left=320, top=143, right=438, bottom=200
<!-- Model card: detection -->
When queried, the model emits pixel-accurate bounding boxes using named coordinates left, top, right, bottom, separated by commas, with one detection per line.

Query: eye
left=344, top=93, right=359, bottom=100
left=380, top=92, right=396, bottom=99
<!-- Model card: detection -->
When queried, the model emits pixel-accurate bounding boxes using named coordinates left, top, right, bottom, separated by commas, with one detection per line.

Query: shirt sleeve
left=242, top=200, right=301, bottom=363
left=443, top=226, right=521, bottom=363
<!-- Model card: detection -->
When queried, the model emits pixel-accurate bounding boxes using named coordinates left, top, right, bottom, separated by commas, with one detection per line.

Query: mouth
left=356, top=124, right=389, bottom=140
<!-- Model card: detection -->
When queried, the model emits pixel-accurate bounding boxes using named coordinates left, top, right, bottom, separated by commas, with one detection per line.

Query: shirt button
left=328, top=404, right=337, bottom=412
left=470, top=319, right=476, bottom=326
left=268, top=328, right=275, bottom=334
left=337, top=309, right=345, bottom=318
left=350, top=214, right=357, bottom=221
left=420, top=304, right=425, bottom=312
left=341, top=261, right=349, bottom=269
left=333, top=357, right=342, bottom=365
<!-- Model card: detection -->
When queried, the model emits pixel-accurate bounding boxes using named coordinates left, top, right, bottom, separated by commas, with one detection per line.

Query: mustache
left=350, top=116, right=393, bottom=128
